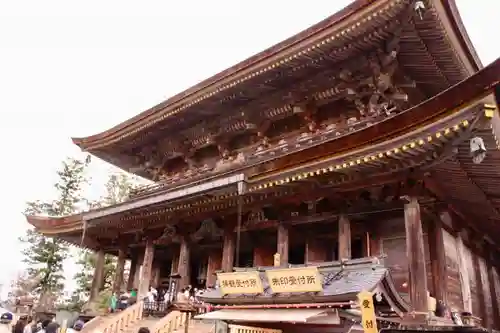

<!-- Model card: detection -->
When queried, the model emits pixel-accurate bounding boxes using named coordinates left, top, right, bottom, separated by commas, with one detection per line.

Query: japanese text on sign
left=217, top=271, right=263, bottom=295
left=266, top=267, right=322, bottom=293
left=357, top=290, right=378, bottom=333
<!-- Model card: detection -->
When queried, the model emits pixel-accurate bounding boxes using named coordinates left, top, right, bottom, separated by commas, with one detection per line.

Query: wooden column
left=404, top=197, right=428, bottom=313
left=113, top=247, right=126, bottom=294
left=486, top=248, right=500, bottom=329
left=206, top=250, right=222, bottom=287
left=171, top=249, right=180, bottom=274
left=305, top=238, right=327, bottom=264
left=133, top=252, right=144, bottom=289
left=127, top=252, right=138, bottom=290
left=456, top=230, right=472, bottom=312
left=277, top=223, right=289, bottom=266
left=89, top=249, right=105, bottom=302
left=338, top=215, right=351, bottom=260
left=222, top=230, right=235, bottom=272
left=471, top=243, right=487, bottom=326
left=177, top=236, right=191, bottom=289
left=427, top=217, right=447, bottom=303
left=138, top=239, right=155, bottom=299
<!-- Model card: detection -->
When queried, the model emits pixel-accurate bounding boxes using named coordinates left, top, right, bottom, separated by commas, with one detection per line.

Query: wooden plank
left=455, top=231, right=472, bottom=312
left=427, top=215, right=447, bottom=303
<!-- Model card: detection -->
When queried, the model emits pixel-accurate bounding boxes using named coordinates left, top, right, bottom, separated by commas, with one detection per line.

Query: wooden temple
left=26, top=0, right=500, bottom=330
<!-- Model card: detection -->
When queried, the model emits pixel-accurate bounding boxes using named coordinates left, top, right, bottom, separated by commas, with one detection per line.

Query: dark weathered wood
left=177, top=236, right=191, bottom=289
left=277, top=223, right=289, bottom=266
left=222, top=230, right=235, bottom=272
left=305, top=237, right=328, bottom=263
left=404, top=197, right=428, bottom=313
left=206, top=250, right=222, bottom=287
left=427, top=215, right=447, bottom=303
left=486, top=248, right=500, bottom=329
left=338, top=215, right=351, bottom=260
left=455, top=230, right=472, bottom=313
left=471, top=250, right=487, bottom=326
left=253, top=246, right=274, bottom=266
left=138, top=239, right=155, bottom=298
left=89, top=249, right=105, bottom=303
left=113, top=247, right=126, bottom=294
left=127, top=251, right=138, bottom=290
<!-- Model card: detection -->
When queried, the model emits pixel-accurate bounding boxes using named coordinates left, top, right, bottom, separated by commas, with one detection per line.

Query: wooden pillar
left=486, top=248, right=500, bottom=329
left=206, top=250, right=222, bottom=287
left=471, top=243, right=487, bottom=326
left=456, top=230, right=472, bottom=312
left=113, top=247, right=126, bottom=294
left=222, top=230, right=235, bottom=272
left=138, top=239, right=155, bottom=299
left=404, top=197, right=428, bottom=313
left=305, top=238, right=327, bottom=264
left=171, top=249, right=180, bottom=274
left=89, top=249, right=105, bottom=302
left=177, top=236, right=191, bottom=289
left=427, top=217, right=447, bottom=303
left=127, top=252, right=138, bottom=290
left=277, top=223, right=289, bottom=266
left=338, top=215, right=351, bottom=260
left=133, top=252, right=144, bottom=289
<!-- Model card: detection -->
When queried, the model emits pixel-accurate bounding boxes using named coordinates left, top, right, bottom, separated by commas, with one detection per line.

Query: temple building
left=27, top=0, right=500, bottom=330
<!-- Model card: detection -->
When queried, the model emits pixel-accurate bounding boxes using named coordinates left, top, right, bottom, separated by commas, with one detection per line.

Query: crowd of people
left=0, top=313, right=84, bottom=333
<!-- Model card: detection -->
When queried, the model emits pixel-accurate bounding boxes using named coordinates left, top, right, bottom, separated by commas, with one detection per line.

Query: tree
left=73, top=172, right=137, bottom=308
left=21, top=156, right=90, bottom=311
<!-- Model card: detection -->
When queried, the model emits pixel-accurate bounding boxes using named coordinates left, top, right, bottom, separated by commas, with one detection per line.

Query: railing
left=228, top=324, right=282, bottom=333
left=151, top=310, right=187, bottom=333
left=143, top=301, right=169, bottom=317
left=90, top=301, right=144, bottom=333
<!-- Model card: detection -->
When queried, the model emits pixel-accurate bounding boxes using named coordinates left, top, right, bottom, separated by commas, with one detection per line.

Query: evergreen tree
left=21, top=157, right=90, bottom=310
left=73, top=172, right=137, bottom=308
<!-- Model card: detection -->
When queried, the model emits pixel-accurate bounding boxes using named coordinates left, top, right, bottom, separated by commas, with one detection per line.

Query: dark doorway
left=289, top=242, right=305, bottom=264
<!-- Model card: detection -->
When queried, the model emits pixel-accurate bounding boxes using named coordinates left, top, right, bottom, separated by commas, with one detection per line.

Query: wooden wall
left=376, top=217, right=432, bottom=295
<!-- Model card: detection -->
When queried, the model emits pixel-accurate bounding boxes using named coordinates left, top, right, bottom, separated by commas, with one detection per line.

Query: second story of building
left=72, top=0, right=481, bottom=197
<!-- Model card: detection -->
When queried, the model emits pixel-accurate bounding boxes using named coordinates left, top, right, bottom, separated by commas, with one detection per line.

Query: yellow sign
left=266, top=267, right=322, bottom=293
left=273, top=253, right=281, bottom=267
left=357, top=290, right=378, bottom=333
left=217, top=271, right=264, bottom=295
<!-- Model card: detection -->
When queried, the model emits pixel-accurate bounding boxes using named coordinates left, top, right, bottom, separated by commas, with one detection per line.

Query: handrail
left=151, top=310, right=187, bottom=333
left=228, top=324, right=282, bottom=333
left=91, top=301, right=144, bottom=333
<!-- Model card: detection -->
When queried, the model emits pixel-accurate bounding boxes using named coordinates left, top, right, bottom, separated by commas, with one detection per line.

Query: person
left=44, top=322, right=58, bottom=333
left=66, top=319, right=84, bottom=333
left=138, top=328, right=149, bottom=333
left=13, top=316, right=26, bottom=333
left=176, top=288, right=187, bottom=303
left=23, top=317, right=33, bottom=333
left=109, top=292, right=118, bottom=313
left=38, top=320, right=51, bottom=333
left=0, top=312, right=13, bottom=333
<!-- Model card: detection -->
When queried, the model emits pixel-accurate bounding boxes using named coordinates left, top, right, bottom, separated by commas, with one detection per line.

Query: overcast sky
left=0, top=0, right=498, bottom=295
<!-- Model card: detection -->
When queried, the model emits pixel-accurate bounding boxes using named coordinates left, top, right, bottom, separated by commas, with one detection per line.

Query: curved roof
left=72, top=0, right=481, bottom=154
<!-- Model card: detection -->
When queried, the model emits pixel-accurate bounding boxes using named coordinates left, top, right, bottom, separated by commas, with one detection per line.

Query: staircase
left=80, top=301, right=214, bottom=333
left=122, top=317, right=160, bottom=333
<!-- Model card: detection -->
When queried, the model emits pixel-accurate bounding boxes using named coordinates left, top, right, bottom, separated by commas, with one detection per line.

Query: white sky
left=0, top=0, right=498, bottom=295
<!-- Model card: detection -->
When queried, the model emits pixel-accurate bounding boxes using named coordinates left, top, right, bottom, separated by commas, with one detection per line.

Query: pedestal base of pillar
left=462, top=315, right=482, bottom=327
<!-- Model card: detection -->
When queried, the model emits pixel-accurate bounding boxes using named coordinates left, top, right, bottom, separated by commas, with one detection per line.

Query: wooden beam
left=177, top=236, right=191, bottom=289
left=404, top=197, right=428, bottom=314
left=486, top=244, right=500, bottom=329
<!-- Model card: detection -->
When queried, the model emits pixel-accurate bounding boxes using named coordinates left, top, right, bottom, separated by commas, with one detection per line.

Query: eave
left=71, top=0, right=481, bottom=172
left=26, top=58, right=499, bottom=243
